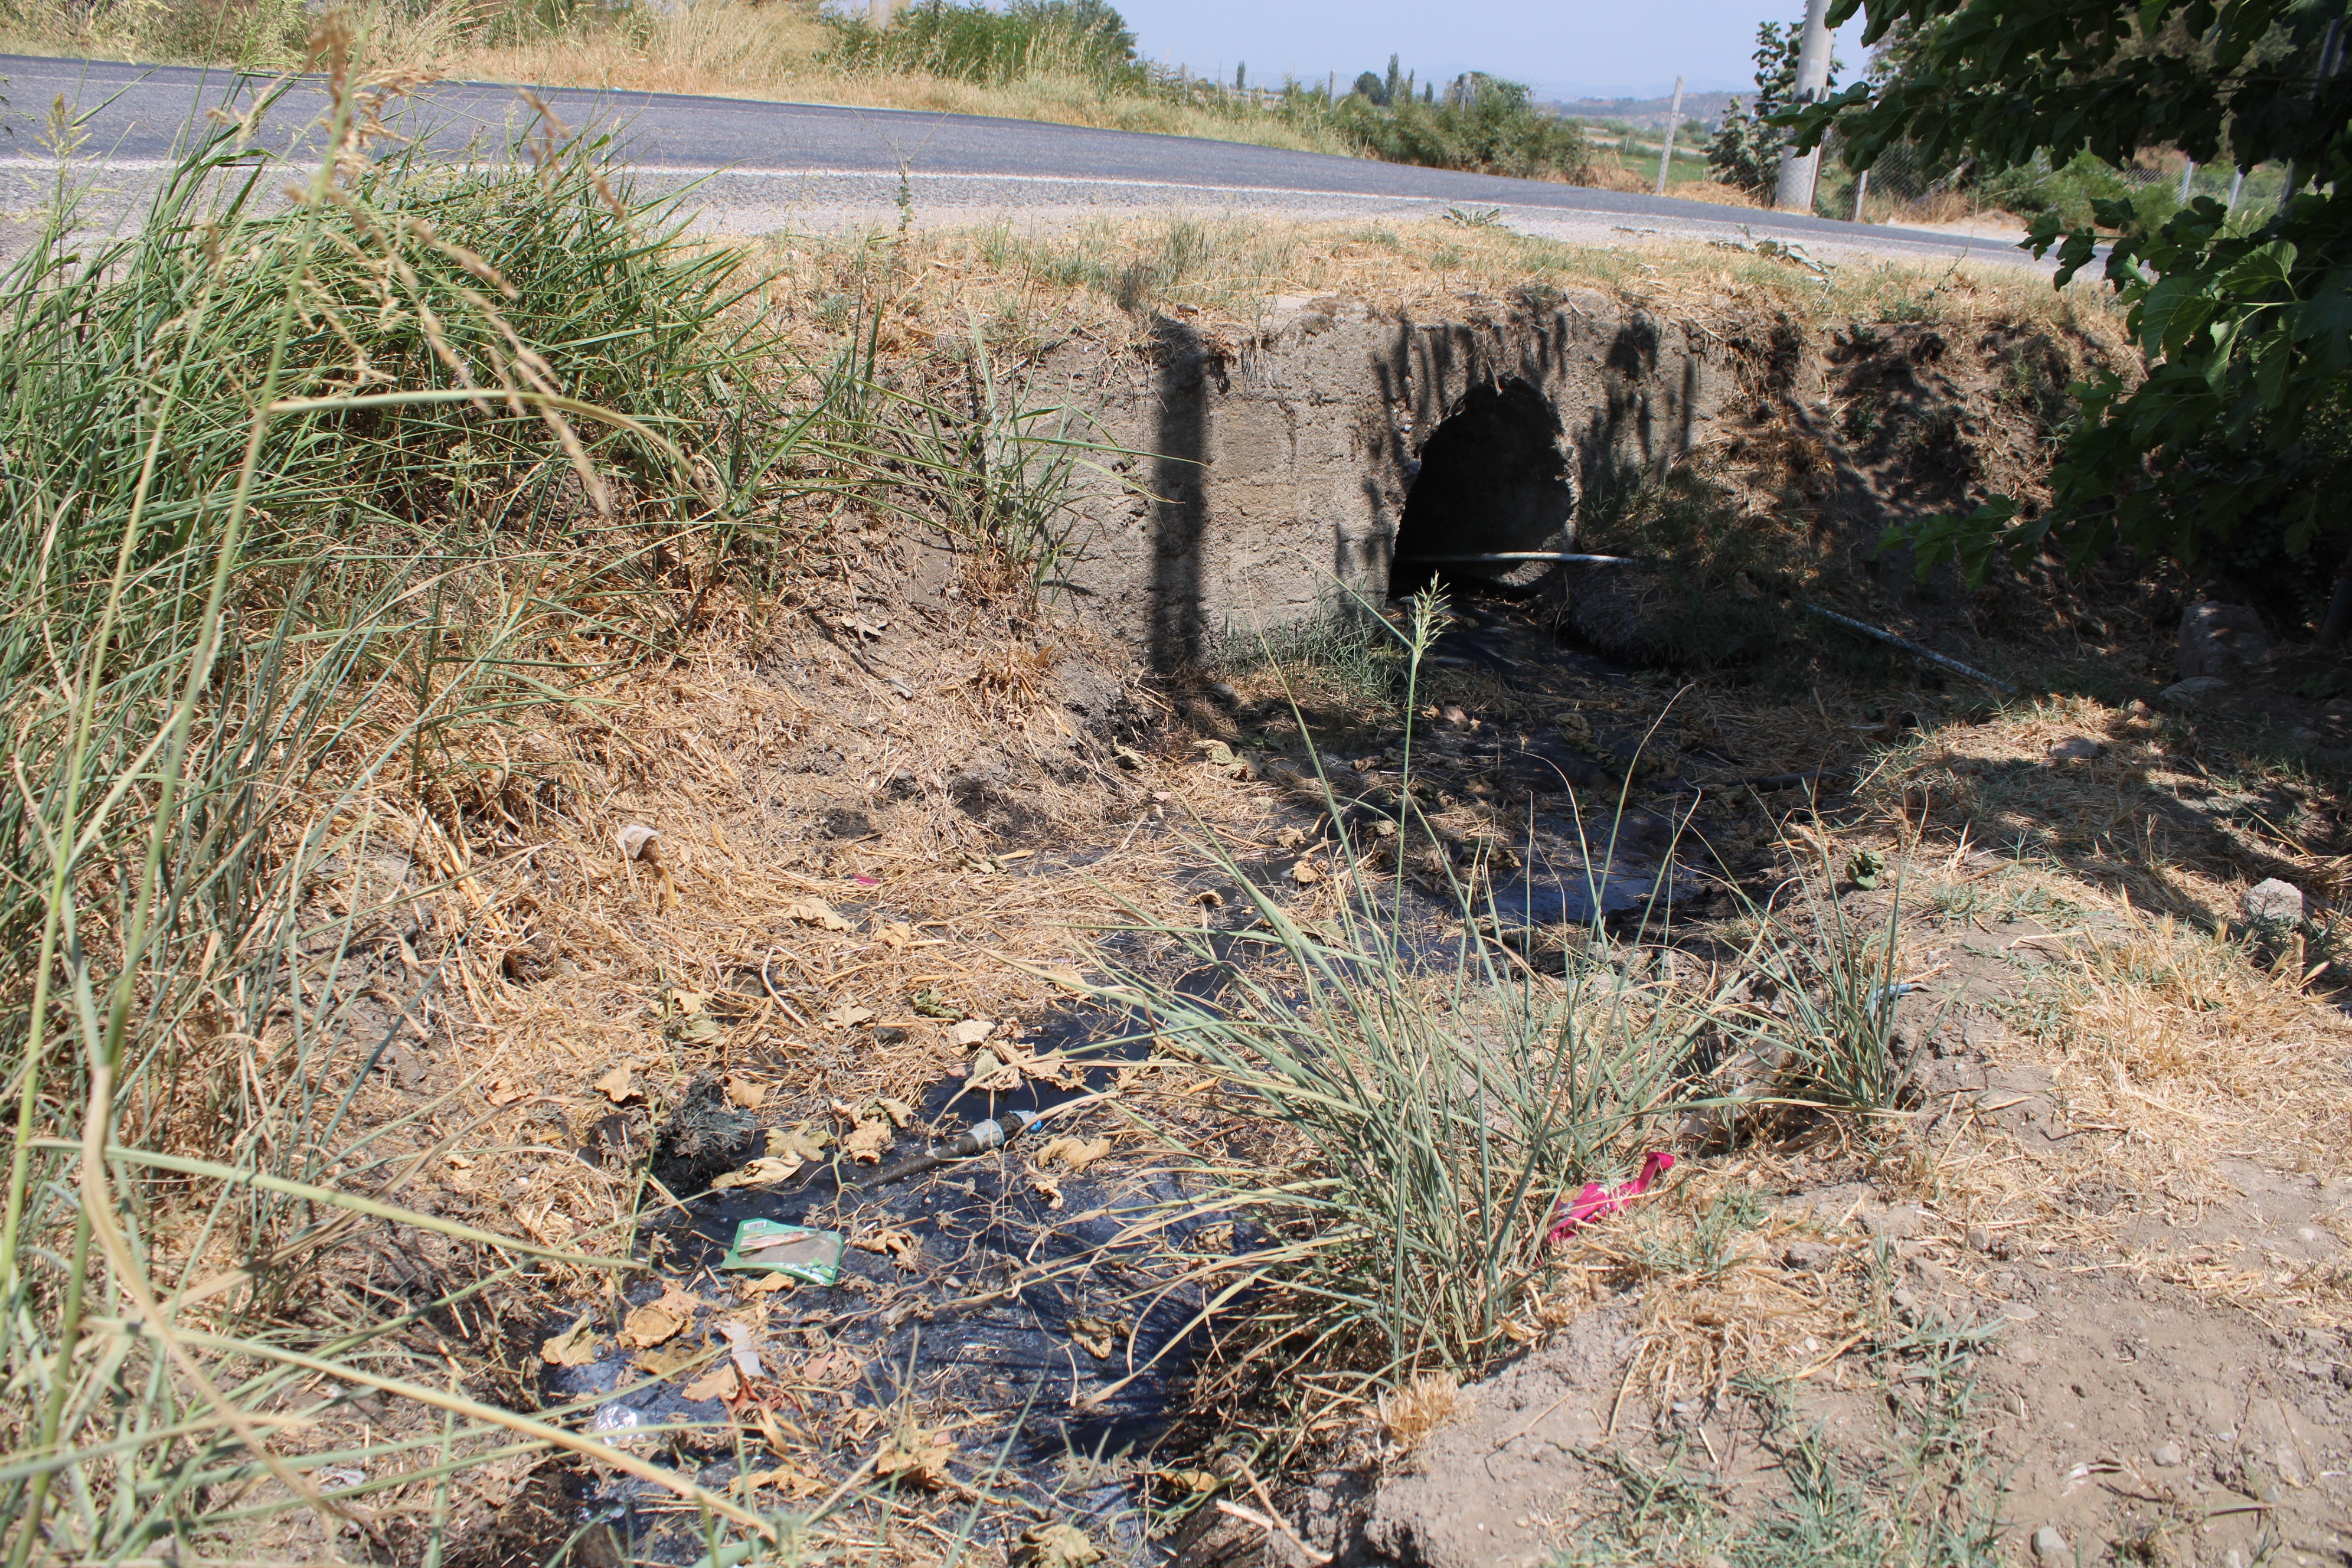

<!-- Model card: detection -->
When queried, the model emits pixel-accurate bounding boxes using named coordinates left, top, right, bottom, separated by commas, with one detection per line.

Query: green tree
left=1708, top=18, right=1839, bottom=196
left=1354, top=70, right=1387, bottom=104
left=1792, top=1, right=2352, bottom=629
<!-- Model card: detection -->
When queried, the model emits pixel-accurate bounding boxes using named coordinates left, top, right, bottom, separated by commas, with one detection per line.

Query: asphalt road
left=0, top=53, right=2039, bottom=266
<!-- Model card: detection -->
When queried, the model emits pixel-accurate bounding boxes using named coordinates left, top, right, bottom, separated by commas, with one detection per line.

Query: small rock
left=2242, top=878, right=2305, bottom=927
left=2047, top=735, right=2101, bottom=762
left=1782, top=1241, right=1835, bottom=1272
left=2290, top=726, right=2322, bottom=745
left=2162, top=675, right=2232, bottom=703
left=2032, top=1524, right=2069, bottom=1562
left=2178, top=600, right=2273, bottom=678
left=1967, top=1225, right=1994, bottom=1252
left=2150, top=1442, right=2186, bottom=1468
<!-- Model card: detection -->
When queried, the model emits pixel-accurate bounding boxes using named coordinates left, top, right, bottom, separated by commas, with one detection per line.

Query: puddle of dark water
left=545, top=1004, right=1235, bottom=1564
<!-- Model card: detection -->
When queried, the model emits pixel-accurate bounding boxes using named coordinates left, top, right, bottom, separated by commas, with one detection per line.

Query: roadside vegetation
left=0, top=0, right=1612, bottom=181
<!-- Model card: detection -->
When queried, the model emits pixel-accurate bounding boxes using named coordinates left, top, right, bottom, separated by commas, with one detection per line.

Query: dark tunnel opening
left=1387, top=379, right=1576, bottom=599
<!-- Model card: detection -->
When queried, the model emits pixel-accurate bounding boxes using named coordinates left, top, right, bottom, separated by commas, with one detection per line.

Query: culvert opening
left=1388, top=378, right=1576, bottom=597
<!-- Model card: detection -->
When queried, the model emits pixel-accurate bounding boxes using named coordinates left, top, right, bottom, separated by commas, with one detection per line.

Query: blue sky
left=1106, top=1, right=1874, bottom=101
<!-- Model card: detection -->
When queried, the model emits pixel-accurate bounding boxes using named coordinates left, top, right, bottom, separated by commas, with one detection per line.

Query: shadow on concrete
left=1148, top=316, right=1213, bottom=671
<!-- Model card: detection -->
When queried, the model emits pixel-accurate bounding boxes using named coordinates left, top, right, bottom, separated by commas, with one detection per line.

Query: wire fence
left=1808, top=129, right=2285, bottom=231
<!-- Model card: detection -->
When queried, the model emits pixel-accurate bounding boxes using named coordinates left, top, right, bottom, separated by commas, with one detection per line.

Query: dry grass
left=740, top=211, right=2125, bottom=375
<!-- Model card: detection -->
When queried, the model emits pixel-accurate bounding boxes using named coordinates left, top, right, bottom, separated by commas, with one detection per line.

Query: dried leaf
left=825, top=1004, right=877, bottom=1030
left=873, top=1420, right=956, bottom=1487
left=1038, top=1135, right=1114, bottom=1172
left=485, top=1077, right=529, bottom=1107
left=733, top=1464, right=825, bottom=1500
left=540, top=1316, right=602, bottom=1367
left=710, top=1157, right=803, bottom=1191
left=767, top=1123, right=832, bottom=1162
left=782, top=898, right=850, bottom=932
left=1030, top=1171, right=1065, bottom=1210
left=622, top=1283, right=700, bottom=1348
left=909, top=986, right=959, bottom=1018
left=681, top=1360, right=739, bottom=1402
left=593, top=1065, right=637, bottom=1104
left=739, top=1273, right=798, bottom=1296
left=842, top=1116, right=893, bottom=1164
left=636, top=1342, right=704, bottom=1378
left=801, top=1347, right=863, bottom=1384
left=876, top=1097, right=914, bottom=1128
left=1014, top=1523, right=1104, bottom=1568
left=1066, top=1315, right=1118, bottom=1359
left=947, top=1017, right=997, bottom=1048
left=1290, top=858, right=1323, bottom=887
left=617, top=823, right=661, bottom=861
left=852, top=1227, right=919, bottom=1267
left=877, top=921, right=916, bottom=949
left=671, top=1012, right=724, bottom=1046
left=724, top=1073, right=766, bottom=1109
left=964, top=1048, right=1018, bottom=1092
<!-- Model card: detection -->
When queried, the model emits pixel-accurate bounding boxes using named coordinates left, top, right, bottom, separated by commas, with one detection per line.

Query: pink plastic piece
left=1548, top=1152, right=1675, bottom=1242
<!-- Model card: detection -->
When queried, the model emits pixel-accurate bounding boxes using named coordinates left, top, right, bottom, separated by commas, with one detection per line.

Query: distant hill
left=1543, top=90, right=1739, bottom=133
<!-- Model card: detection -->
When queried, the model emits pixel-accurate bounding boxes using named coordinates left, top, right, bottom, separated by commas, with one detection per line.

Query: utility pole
left=1654, top=76, right=1685, bottom=196
left=1773, top=0, right=1835, bottom=211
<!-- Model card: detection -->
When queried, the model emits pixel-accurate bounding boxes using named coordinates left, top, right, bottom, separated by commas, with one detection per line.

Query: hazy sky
left=1108, top=1, right=1875, bottom=101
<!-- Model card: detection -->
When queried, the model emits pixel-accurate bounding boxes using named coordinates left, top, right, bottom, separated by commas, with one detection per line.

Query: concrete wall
left=1042, top=293, right=1724, bottom=667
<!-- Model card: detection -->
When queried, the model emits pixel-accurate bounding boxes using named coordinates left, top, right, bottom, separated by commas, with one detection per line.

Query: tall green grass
left=1088, top=597, right=1919, bottom=1436
left=0, top=40, right=892, bottom=1562
left=1088, top=597, right=1734, bottom=1412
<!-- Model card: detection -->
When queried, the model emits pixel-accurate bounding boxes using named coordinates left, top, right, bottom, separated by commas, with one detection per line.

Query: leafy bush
left=1978, top=149, right=2175, bottom=231
left=1335, top=73, right=1589, bottom=180
left=1805, top=1, right=2352, bottom=593
left=825, top=0, right=1145, bottom=91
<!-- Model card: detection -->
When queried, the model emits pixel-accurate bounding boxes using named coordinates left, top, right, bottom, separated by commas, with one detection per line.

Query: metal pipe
left=1798, top=602, right=2018, bottom=693
left=1396, top=552, right=1646, bottom=564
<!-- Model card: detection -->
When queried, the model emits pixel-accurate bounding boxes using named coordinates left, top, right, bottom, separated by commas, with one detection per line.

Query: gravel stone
left=2243, top=878, right=2305, bottom=927
left=2031, top=1525, right=2069, bottom=1561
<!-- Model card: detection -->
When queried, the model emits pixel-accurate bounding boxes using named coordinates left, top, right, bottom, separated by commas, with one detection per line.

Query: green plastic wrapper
left=720, top=1219, right=843, bottom=1285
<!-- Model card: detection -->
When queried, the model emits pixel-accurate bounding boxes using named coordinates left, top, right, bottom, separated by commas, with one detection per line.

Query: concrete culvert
left=1389, top=378, right=1575, bottom=597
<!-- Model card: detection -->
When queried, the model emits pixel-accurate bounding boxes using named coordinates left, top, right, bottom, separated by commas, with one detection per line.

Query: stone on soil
left=2242, top=878, right=2305, bottom=927
left=2162, top=675, right=2232, bottom=703
left=2178, top=600, right=2273, bottom=678
left=2047, top=735, right=2101, bottom=761
left=2032, top=1524, right=2069, bottom=1560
